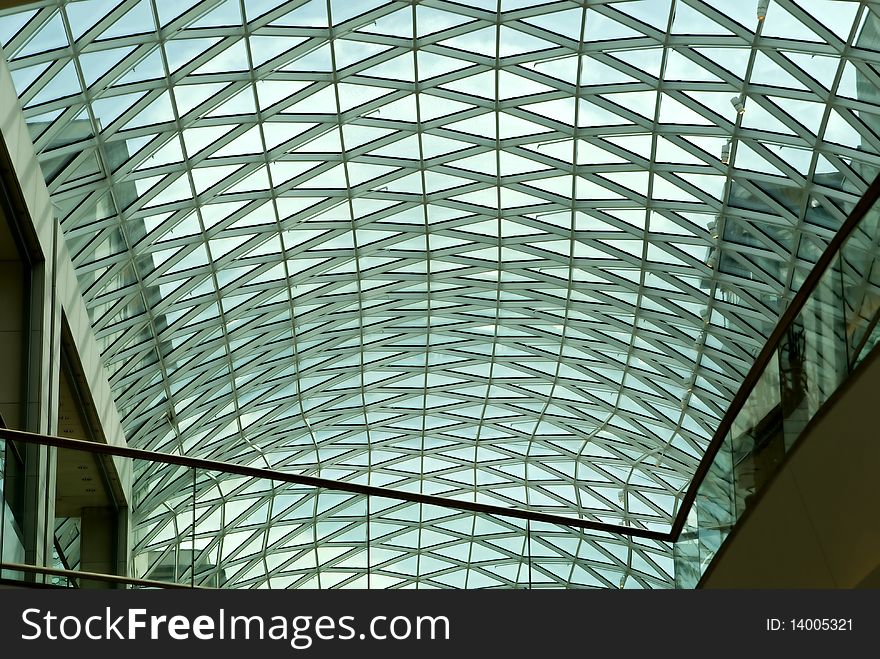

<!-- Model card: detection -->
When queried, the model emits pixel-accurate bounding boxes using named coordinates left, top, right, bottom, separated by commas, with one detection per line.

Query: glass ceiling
left=2, top=0, right=880, bottom=588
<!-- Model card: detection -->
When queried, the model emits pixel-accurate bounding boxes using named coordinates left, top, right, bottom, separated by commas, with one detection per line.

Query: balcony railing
left=673, top=172, right=880, bottom=587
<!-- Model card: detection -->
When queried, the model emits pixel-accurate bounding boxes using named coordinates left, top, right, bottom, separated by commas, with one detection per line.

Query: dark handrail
left=0, top=561, right=199, bottom=589
left=0, top=427, right=667, bottom=540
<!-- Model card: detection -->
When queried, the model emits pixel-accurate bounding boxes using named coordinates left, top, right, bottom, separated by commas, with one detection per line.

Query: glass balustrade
left=674, top=191, right=880, bottom=587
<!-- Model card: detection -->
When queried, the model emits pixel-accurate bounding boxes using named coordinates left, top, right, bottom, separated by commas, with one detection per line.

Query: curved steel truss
left=1, top=0, right=879, bottom=587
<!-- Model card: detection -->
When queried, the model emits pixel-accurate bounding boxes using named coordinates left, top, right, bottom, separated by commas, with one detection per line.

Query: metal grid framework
left=1, top=0, right=879, bottom=588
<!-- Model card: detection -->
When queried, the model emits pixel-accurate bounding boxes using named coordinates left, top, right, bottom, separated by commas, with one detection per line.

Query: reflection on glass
left=675, top=189, right=880, bottom=585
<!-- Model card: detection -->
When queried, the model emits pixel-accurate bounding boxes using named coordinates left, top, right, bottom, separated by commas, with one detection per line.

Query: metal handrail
left=0, top=561, right=200, bottom=589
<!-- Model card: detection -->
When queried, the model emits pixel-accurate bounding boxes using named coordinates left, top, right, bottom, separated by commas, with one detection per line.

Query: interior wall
left=701, top=347, right=880, bottom=588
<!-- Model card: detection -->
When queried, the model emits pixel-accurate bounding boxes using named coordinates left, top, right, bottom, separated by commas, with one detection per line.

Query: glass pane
left=841, top=201, right=880, bottom=368
left=782, top=257, right=847, bottom=442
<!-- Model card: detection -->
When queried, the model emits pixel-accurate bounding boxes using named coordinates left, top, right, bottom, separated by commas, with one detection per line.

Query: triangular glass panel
left=654, top=137, right=707, bottom=166
left=206, top=86, right=257, bottom=116
left=66, top=0, right=118, bottom=39
left=580, top=56, right=638, bottom=86
left=269, top=161, right=322, bottom=186
left=416, top=5, right=470, bottom=37
left=418, top=95, right=477, bottom=121
left=651, top=175, right=702, bottom=203
left=784, top=51, right=838, bottom=90
left=578, top=99, right=632, bottom=127
left=358, top=6, right=410, bottom=37
left=282, top=84, right=337, bottom=114
left=262, top=121, right=317, bottom=150
left=175, top=82, right=230, bottom=117
left=333, top=38, right=390, bottom=70
left=824, top=107, right=863, bottom=148
left=576, top=177, right=625, bottom=200
left=17, top=11, right=67, bottom=57
left=740, top=96, right=798, bottom=135
left=498, top=112, right=552, bottom=138
left=498, top=26, right=558, bottom=56
left=613, top=48, right=663, bottom=79
left=659, top=94, right=714, bottom=126
left=242, top=0, right=287, bottom=22
left=256, top=80, right=310, bottom=110
left=193, top=39, right=249, bottom=74
left=373, top=94, right=418, bottom=121
left=269, top=0, right=327, bottom=27
left=529, top=55, right=579, bottom=85
left=772, top=96, right=824, bottom=134
left=192, top=164, right=242, bottom=194
left=732, top=142, right=786, bottom=176
left=440, top=69, right=496, bottom=99
left=136, top=137, right=183, bottom=169
left=165, top=38, right=222, bottom=73
left=278, top=41, right=331, bottom=71
left=329, top=0, right=373, bottom=26
left=191, top=0, right=242, bottom=27
left=441, top=27, right=498, bottom=58
left=584, top=8, right=644, bottom=40
left=213, top=125, right=265, bottom=157
left=664, top=50, right=725, bottom=82
left=251, top=35, right=308, bottom=67
left=604, top=171, right=650, bottom=196
left=610, top=5, right=673, bottom=34
left=500, top=187, right=548, bottom=208
left=524, top=8, right=587, bottom=41
left=8, top=61, right=50, bottom=94
left=678, top=173, right=725, bottom=200
left=118, top=90, right=173, bottom=131
left=28, top=60, right=81, bottom=106
left=693, top=47, right=749, bottom=79
left=183, top=126, right=232, bottom=158
left=341, top=125, right=394, bottom=149
left=604, top=134, right=652, bottom=160
left=225, top=165, right=271, bottom=193
left=98, top=0, right=154, bottom=39
left=423, top=171, right=471, bottom=193
left=524, top=175, right=570, bottom=197
left=114, top=48, right=163, bottom=86
left=154, top=0, right=193, bottom=28
left=336, top=82, right=392, bottom=112
left=0, top=9, right=37, bottom=46
left=298, top=129, right=342, bottom=153
left=762, top=2, right=824, bottom=43
left=604, top=90, right=657, bottom=121
left=751, top=51, right=811, bottom=91
left=347, top=163, right=396, bottom=187
left=498, top=70, right=555, bottom=99
left=671, top=1, right=732, bottom=34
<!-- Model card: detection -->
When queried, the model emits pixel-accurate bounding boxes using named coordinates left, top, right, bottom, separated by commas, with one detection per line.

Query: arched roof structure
left=1, top=0, right=879, bottom=588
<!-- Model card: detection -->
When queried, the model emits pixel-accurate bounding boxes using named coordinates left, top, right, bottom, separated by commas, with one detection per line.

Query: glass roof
left=2, top=0, right=879, bottom=588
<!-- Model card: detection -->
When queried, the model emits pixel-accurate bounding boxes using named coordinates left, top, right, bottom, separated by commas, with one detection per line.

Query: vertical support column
left=21, top=224, right=60, bottom=573
left=0, top=222, right=26, bottom=574
left=0, top=256, right=24, bottom=429
left=80, top=506, right=117, bottom=589
left=116, top=506, right=130, bottom=580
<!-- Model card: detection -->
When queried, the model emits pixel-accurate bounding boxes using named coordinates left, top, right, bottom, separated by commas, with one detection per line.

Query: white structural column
left=0, top=49, right=130, bottom=572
